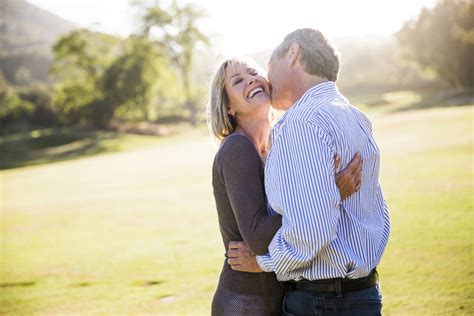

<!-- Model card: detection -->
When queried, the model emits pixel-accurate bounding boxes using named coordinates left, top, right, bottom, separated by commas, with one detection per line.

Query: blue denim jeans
left=282, top=284, right=382, bottom=316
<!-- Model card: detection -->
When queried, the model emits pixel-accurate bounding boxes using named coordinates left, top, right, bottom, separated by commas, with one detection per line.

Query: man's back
left=259, top=82, right=390, bottom=281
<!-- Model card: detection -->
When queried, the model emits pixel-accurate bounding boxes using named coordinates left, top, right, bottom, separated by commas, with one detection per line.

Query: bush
left=0, top=78, right=59, bottom=134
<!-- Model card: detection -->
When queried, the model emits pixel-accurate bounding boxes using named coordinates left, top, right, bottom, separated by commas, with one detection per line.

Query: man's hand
left=335, top=153, right=362, bottom=200
left=227, top=241, right=263, bottom=273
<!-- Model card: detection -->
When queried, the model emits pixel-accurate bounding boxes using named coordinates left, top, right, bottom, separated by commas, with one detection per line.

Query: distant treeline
left=0, top=0, right=473, bottom=134
left=339, top=0, right=473, bottom=95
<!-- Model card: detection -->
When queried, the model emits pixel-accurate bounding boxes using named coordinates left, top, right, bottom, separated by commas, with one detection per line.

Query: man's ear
left=287, top=43, right=300, bottom=66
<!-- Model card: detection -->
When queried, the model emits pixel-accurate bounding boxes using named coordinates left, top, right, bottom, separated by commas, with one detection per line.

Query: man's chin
left=270, top=97, right=281, bottom=110
left=271, top=99, right=288, bottom=111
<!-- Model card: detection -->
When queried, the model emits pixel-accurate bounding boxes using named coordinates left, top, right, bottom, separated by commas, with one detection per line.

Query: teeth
left=248, top=87, right=263, bottom=98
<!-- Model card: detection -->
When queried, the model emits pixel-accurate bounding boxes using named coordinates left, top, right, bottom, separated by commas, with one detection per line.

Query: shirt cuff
left=256, top=254, right=274, bottom=273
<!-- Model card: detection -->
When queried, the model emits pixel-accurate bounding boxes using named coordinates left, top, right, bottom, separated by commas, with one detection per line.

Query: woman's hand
left=335, top=153, right=363, bottom=201
left=227, top=241, right=263, bottom=273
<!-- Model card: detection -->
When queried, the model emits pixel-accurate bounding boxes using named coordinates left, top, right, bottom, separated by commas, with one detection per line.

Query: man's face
left=267, top=48, right=293, bottom=111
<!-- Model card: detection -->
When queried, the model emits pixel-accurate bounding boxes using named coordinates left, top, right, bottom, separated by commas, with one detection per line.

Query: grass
left=0, top=125, right=203, bottom=170
left=373, top=107, right=474, bottom=315
left=350, top=88, right=474, bottom=115
left=0, top=101, right=473, bottom=315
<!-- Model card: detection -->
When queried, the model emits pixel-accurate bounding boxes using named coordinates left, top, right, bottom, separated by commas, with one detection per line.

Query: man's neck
left=291, top=76, right=329, bottom=106
left=276, top=74, right=331, bottom=112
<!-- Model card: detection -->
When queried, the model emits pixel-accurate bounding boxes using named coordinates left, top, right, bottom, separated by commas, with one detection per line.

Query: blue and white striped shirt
left=256, top=81, right=390, bottom=281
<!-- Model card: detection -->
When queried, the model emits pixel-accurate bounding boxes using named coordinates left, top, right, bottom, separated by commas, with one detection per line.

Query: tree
left=101, top=36, right=162, bottom=121
left=50, top=29, right=120, bottom=127
left=51, top=28, right=180, bottom=128
left=136, top=0, right=209, bottom=123
left=0, top=71, right=35, bottom=131
left=397, top=0, right=474, bottom=89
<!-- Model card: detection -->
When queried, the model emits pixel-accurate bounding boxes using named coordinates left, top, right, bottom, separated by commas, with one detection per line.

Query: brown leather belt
left=282, top=269, right=378, bottom=294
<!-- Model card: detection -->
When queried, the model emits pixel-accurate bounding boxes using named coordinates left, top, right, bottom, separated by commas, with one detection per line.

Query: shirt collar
left=276, top=81, right=338, bottom=125
left=295, top=81, right=338, bottom=107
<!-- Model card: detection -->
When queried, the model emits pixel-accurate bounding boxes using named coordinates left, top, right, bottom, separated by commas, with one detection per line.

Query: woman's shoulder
left=215, top=133, right=259, bottom=163
left=219, top=133, right=256, bottom=154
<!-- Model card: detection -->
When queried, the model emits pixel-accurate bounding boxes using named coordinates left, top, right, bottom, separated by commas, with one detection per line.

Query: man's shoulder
left=286, top=95, right=345, bottom=125
left=287, top=94, right=374, bottom=140
left=308, top=95, right=371, bottom=124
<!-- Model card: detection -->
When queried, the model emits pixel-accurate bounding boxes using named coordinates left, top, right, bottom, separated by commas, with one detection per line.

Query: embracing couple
left=207, top=28, right=390, bottom=316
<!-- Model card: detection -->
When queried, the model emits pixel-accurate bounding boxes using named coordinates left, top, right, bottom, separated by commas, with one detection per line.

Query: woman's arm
left=218, top=135, right=281, bottom=255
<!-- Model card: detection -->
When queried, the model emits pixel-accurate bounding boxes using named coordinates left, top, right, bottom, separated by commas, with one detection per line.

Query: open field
left=0, top=123, right=193, bottom=170
left=1, top=104, right=473, bottom=315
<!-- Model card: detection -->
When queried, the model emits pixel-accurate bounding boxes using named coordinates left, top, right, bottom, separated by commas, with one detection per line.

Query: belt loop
left=335, top=278, right=342, bottom=298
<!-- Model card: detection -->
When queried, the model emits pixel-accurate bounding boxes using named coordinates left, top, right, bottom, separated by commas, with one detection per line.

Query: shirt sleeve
left=218, top=135, right=282, bottom=255
left=256, top=120, right=341, bottom=275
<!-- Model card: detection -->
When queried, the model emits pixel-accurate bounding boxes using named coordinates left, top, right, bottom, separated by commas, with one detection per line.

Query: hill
left=0, top=0, right=77, bottom=84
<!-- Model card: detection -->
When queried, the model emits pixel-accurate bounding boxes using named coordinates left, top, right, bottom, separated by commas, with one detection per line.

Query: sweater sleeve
left=217, top=135, right=282, bottom=255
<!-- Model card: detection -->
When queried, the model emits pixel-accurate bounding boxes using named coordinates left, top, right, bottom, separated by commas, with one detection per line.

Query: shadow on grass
left=391, top=89, right=474, bottom=113
left=0, top=281, right=36, bottom=288
left=0, top=127, right=121, bottom=170
left=133, top=280, right=164, bottom=287
left=351, top=89, right=474, bottom=114
left=71, top=282, right=93, bottom=287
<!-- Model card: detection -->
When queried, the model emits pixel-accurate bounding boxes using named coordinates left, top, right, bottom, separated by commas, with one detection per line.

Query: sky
left=27, top=0, right=438, bottom=55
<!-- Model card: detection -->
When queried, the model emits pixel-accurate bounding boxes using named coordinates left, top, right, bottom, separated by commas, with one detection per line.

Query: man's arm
left=257, top=120, right=340, bottom=275
left=228, top=150, right=362, bottom=273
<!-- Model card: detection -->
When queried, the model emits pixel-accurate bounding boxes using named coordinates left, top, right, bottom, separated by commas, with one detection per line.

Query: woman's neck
left=235, top=117, right=271, bottom=157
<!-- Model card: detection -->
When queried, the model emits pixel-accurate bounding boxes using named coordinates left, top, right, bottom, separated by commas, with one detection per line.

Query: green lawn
left=1, top=105, right=473, bottom=315
left=0, top=125, right=194, bottom=170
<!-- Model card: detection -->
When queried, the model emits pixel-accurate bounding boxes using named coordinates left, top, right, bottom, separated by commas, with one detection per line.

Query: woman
left=207, top=58, right=361, bottom=315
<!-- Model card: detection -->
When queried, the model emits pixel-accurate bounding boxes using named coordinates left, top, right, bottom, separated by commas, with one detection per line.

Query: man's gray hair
left=275, top=28, right=340, bottom=81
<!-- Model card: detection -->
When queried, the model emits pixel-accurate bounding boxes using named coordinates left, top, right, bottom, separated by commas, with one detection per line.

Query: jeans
left=282, top=284, right=382, bottom=316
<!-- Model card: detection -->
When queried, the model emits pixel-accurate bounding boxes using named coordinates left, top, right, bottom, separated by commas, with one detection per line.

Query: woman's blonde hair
left=207, top=57, right=267, bottom=141
left=207, top=59, right=236, bottom=141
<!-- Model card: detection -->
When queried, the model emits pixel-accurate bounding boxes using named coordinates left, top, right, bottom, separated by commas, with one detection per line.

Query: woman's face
left=224, top=61, right=271, bottom=119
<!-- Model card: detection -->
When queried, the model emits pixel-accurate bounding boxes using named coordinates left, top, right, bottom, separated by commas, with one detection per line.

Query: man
left=228, top=28, right=390, bottom=315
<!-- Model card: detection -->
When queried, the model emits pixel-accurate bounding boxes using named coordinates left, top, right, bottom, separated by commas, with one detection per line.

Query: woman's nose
left=247, top=77, right=255, bottom=86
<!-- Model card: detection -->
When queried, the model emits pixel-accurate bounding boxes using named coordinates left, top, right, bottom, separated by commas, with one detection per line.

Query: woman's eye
left=233, top=79, right=242, bottom=85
